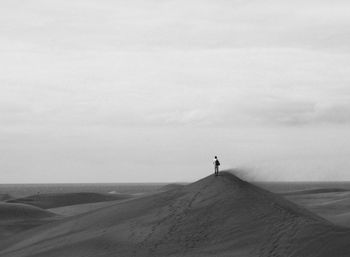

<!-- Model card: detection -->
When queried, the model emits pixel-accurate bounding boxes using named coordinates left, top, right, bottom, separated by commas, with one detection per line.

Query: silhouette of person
left=213, top=156, right=220, bottom=176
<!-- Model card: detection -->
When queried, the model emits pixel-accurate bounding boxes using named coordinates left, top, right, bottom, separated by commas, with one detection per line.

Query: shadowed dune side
left=0, top=203, right=56, bottom=220
left=0, top=203, right=60, bottom=239
left=1, top=172, right=350, bottom=257
left=0, top=194, right=12, bottom=201
left=7, top=192, right=132, bottom=209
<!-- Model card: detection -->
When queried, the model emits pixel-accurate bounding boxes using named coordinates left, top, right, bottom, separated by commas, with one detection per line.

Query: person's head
left=214, top=156, right=217, bottom=159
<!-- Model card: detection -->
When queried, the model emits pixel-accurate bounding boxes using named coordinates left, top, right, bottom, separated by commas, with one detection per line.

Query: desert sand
left=283, top=188, right=350, bottom=228
left=0, top=203, right=59, bottom=238
left=1, top=172, right=350, bottom=257
left=7, top=192, right=132, bottom=209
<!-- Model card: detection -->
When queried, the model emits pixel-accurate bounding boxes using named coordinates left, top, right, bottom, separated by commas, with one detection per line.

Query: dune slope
left=0, top=203, right=56, bottom=220
left=48, top=200, right=121, bottom=216
left=7, top=192, right=132, bottom=209
left=158, top=183, right=185, bottom=192
left=0, top=194, right=12, bottom=201
left=1, top=172, right=350, bottom=257
left=284, top=190, right=350, bottom=227
left=283, top=188, right=350, bottom=196
left=0, top=203, right=59, bottom=239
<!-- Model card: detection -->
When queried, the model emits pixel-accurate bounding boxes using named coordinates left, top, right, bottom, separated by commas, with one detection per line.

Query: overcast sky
left=1, top=0, right=350, bottom=182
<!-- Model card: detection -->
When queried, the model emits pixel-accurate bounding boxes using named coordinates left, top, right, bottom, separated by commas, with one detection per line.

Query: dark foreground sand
left=1, top=172, right=350, bottom=257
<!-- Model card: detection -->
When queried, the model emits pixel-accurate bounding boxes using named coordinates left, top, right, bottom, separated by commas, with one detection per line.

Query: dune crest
left=1, top=171, right=350, bottom=257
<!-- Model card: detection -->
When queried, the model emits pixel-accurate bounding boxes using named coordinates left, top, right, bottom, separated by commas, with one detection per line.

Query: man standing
left=213, top=156, right=220, bottom=176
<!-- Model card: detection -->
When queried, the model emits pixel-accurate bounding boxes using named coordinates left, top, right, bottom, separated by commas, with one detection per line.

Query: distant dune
left=0, top=203, right=55, bottom=220
left=0, top=194, right=12, bottom=201
left=284, top=190, right=350, bottom=228
left=0, top=203, right=59, bottom=239
left=7, top=192, right=132, bottom=209
left=49, top=199, right=132, bottom=217
left=1, top=172, right=350, bottom=257
left=158, top=183, right=186, bottom=192
left=283, top=188, right=350, bottom=196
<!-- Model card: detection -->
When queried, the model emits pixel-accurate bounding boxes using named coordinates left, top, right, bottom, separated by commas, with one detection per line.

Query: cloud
left=1, top=0, right=350, bottom=53
left=244, top=98, right=350, bottom=126
left=1, top=1, right=350, bottom=131
left=315, top=104, right=350, bottom=124
left=247, top=98, right=316, bottom=125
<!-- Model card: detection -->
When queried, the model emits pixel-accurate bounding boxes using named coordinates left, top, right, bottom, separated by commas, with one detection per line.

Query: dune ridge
left=1, top=171, right=350, bottom=257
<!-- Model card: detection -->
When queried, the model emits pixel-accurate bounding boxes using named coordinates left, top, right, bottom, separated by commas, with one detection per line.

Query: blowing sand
left=1, top=172, right=350, bottom=257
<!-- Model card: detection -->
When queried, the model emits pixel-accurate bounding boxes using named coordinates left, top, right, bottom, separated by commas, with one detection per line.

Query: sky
left=1, top=0, right=350, bottom=182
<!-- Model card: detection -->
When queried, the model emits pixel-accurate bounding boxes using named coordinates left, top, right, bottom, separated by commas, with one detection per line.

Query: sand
left=48, top=200, right=123, bottom=216
left=0, top=203, right=60, bottom=239
left=284, top=189, right=350, bottom=227
left=7, top=192, right=132, bottom=209
left=0, top=194, right=12, bottom=201
left=158, top=183, right=185, bottom=192
left=1, top=172, right=350, bottom=257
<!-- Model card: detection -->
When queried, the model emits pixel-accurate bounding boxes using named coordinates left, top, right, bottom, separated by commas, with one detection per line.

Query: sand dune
left=283, top=188, right=350, bottom=195
left=285, top=190, right=350, bottom=227
left=49, top=199, right=133, bottom=217
left=0, top=203, right=56, bottom=220
left=158, top=183, right=185, bottom=192
left=1, top=172, right=350, bottom=257
left=0, top=203, right=59, bottom=239
left=7, top=192, right=132, bottom=209
left=0, top=194, right=12, bottom=201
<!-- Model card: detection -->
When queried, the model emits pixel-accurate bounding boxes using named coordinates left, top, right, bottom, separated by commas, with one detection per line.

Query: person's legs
left=215, top=166, right=218, bottom=176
